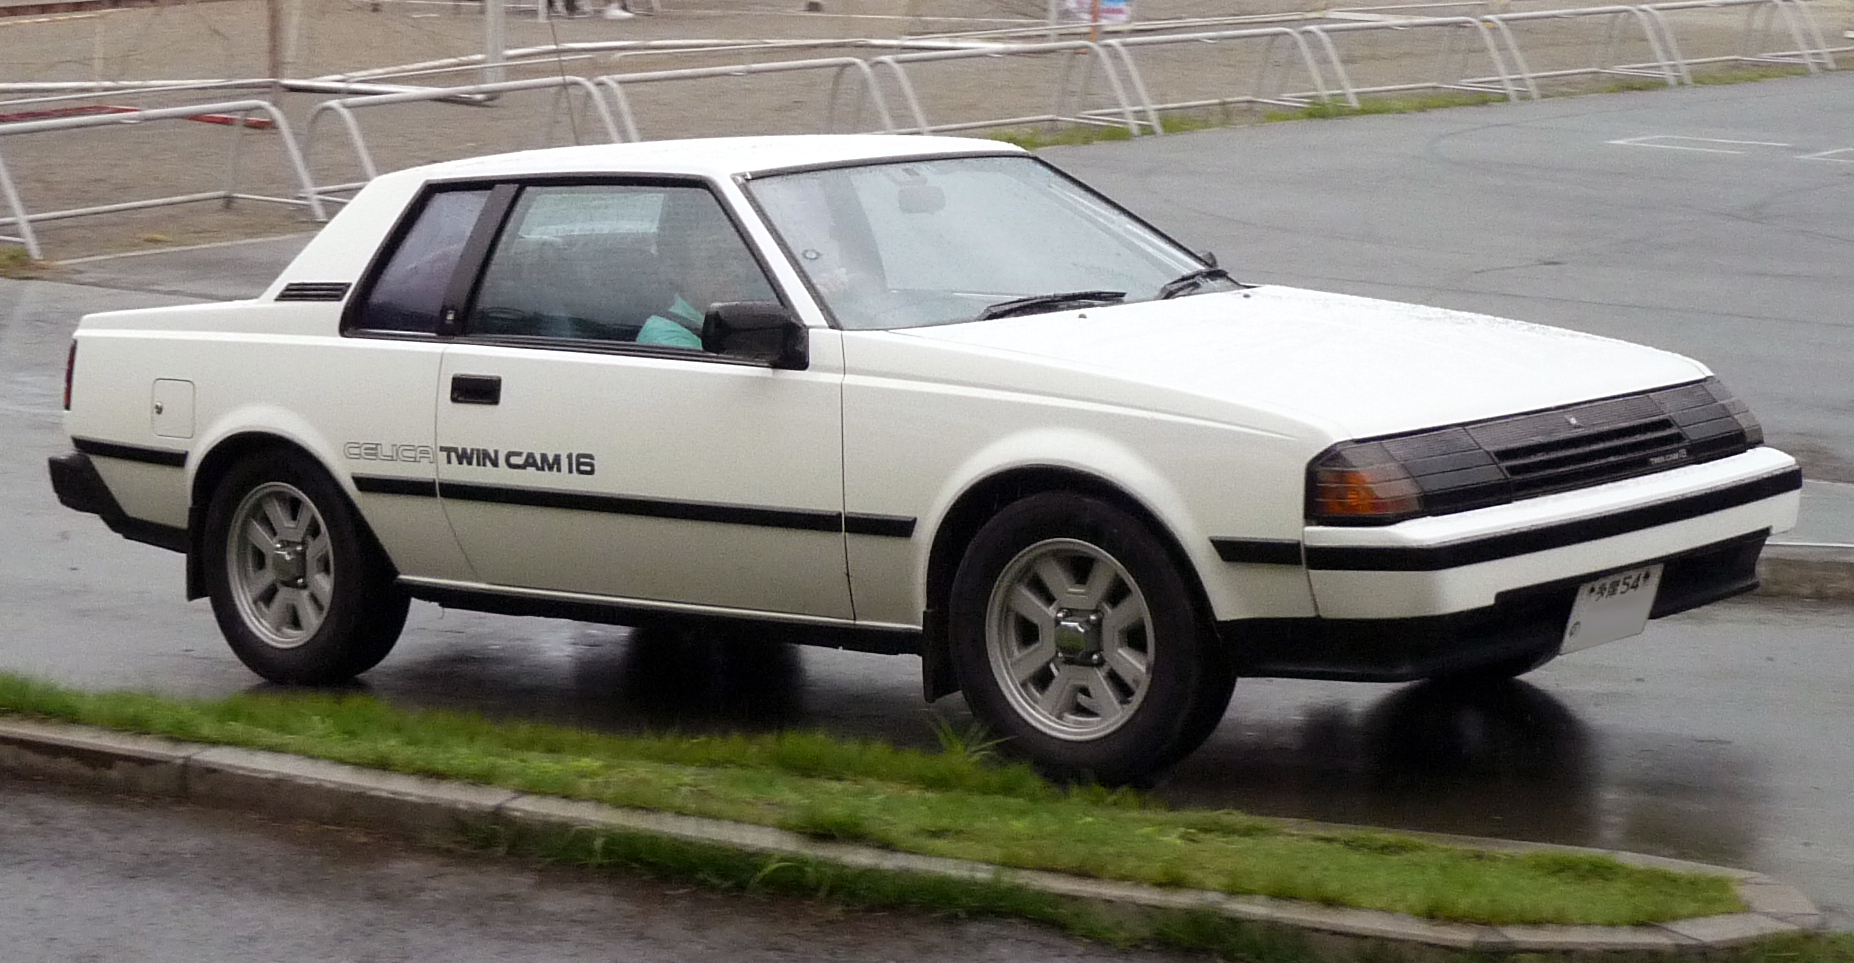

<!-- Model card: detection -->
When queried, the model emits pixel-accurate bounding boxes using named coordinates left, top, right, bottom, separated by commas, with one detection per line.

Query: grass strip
left=466, top=819, right=1320, bottom=961
left=482, top=823, right=1854, bottom=963
left=0, top=672, right=1741, bottom=927
left=0, top=246, right=58, bottom=280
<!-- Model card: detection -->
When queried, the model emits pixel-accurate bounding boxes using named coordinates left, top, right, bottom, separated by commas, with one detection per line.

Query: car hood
left=885, top=285, right=1710, bottom=441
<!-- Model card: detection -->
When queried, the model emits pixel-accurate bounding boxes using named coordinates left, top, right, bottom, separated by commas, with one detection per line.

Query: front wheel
left=202, top=449, right=408, bottom=684
left=948, top=494, right=1235, bottom=785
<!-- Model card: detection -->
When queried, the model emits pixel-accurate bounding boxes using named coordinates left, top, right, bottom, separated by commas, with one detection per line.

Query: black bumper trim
left=1305, top=467, right=1799, bottom=572
left=1210, top=538, right=1303, bottom=565
left=72, top=436, right=188, bottom=468
left=47, top=452, right=187, bottom=553
left=1224, top=529, right=1767, bottom=682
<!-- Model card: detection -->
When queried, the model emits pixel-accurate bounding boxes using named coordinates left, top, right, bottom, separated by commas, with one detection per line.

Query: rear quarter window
left=348, top=188, right=492, bottom=334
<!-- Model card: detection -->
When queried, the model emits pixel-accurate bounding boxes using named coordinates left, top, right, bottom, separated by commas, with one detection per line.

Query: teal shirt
left=635, top=295, right=703, bottom=348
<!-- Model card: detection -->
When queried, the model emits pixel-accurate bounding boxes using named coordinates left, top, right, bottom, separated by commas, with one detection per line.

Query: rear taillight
left=63, top=340, right=76, bottom=410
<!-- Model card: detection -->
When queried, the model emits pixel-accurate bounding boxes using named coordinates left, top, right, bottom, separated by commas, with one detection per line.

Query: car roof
left=413, top=134, right=1026, bottom=182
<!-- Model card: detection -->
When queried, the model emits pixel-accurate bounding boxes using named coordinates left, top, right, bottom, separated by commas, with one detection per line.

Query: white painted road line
left=1797, top=148, right=1854, bottom=162
left=1607, top=134, right=1793, bottom=153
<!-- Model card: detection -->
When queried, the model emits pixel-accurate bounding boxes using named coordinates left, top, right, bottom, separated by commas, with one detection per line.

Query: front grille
left=1471, top=393, right=1692, bottom=498
left=1308, top=378, right=1764, bottom=525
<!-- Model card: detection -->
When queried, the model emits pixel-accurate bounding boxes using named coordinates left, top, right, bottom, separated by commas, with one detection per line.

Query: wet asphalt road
left=0, top=779, right=1204, bottom=963
left=3, top=76, right=1852, bottom=946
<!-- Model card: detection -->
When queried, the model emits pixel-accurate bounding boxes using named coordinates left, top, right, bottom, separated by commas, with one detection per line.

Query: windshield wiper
left=977, top=290, right=1126, bottom=321
left=1157, top=267, right=1233, bottom=300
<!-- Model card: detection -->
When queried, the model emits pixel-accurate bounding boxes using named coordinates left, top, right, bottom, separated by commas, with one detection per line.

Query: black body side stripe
left=1210, top=538, right=1303, bottom=565
left=436, top=481, right=841, bottom=533
left=72, top=437, right=187, bottom=467
left=353, top=475, right=439, bottom=498
left=1306, top=468, right=1801, bottom=572
left=845, top=513, right=917, bottom=538
left=351, top=476, right=918, bottom=537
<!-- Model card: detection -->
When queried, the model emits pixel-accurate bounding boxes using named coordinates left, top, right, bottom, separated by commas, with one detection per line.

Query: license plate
left=1562, top=563, right=1663, bottom=653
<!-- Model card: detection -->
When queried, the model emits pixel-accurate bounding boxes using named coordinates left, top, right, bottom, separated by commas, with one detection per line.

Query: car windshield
left=745, top=155, right=1225, bottom=331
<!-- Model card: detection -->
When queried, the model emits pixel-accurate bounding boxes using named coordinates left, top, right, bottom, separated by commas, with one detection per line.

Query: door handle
left=450, top=374, right=502, bottom=405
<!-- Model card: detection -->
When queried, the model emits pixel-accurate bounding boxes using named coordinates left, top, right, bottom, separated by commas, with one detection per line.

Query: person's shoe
left=602, top=5, right=634, bottom=17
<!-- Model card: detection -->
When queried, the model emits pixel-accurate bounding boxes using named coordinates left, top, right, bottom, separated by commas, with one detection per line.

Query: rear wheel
left=202, top=449, right=408, bottom=684
left=948, top=493, right=1235, bottom=785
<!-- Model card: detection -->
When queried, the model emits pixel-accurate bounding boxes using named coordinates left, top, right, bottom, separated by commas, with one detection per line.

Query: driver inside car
left=636, top=193, right=778, bottom=348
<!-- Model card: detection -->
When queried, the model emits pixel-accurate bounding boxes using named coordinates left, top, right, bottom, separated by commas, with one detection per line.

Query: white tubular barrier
left=307, top=39, right=990, bottom=88
left=1784, top=0, right=1844, bottom=60
left=592, top=57, right=896, bottom=143
left=300, top=75, right=621, bottom=203
left=0, top=100, right=324, bottom=261
left=1638, top=0, right=1837, bottom=75
left=1481, top=6, right=1682, bottom=89
left=1302, top=17, right=1529, bottom=105
left=868, top=41, right=1144, bottom=136
left=1101, top=28, right=1334, bottom=132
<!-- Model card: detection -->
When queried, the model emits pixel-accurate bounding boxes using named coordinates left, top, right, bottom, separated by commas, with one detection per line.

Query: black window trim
left=455, top=176, right=802, bottom=365
left=341, top=179, right=505, bottom=338
left=344, top=173, right=804, bottom=367
left=436, top=182, right=520, bottom=337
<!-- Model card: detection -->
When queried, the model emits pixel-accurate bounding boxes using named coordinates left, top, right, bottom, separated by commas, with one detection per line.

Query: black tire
left=947, top=493, right=1235, bottom=785
left=202, top=448, right=408, bottom=684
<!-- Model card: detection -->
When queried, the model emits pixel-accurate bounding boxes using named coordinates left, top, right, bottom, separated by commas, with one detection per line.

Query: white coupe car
left=50, top=135, right=1800, bottom=782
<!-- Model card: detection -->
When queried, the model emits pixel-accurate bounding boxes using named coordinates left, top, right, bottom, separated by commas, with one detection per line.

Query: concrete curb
left=1757, top=546, right=1854, bottom=602
left=0, top=716, right=1826, bottom=955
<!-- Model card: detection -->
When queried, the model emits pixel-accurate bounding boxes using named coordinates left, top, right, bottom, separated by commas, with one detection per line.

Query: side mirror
left=701, top=301, right=810, bottom=370
left=1198, top=250, right=1219, bottom=268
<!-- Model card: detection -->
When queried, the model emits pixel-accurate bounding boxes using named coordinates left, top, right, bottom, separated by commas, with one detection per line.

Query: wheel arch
left=185, top=431, right=381, bottom=600
left=919, top=466, right=1219, bottom=701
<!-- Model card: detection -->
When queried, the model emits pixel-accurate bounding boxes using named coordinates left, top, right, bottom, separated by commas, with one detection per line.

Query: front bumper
left=1214, top=446, right=1800, bottom=683
left=1302, top=446, right=1799, bottom=620
left=1222, top=528, right=1766, bottom=682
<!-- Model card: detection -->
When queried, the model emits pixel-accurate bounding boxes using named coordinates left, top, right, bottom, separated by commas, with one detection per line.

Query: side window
left=464, top=184, right=777, bottom=350
left=351, top=188, right=491, bottom=333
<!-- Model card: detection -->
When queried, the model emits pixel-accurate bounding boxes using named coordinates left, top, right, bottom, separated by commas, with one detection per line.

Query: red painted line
left=0, top=104, right=274, bottom=129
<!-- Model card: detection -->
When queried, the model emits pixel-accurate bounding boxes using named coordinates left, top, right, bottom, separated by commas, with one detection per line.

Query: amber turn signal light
left=1313, top=467, right=1422, bottom=519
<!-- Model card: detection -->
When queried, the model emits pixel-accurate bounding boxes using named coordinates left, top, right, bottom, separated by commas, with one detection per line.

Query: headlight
left=1306, top=377, right=1764, bottom=526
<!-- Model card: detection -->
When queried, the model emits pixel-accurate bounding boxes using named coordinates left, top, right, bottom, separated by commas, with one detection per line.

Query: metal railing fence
left=1481, top=6, right=1681, bottom=89
left=868, top=42, right=1145, bottom=135
left=2, top=1, right=1843, bottom=257
left=0, top=99, right=322, bottom=260
left=1639, top=0, right=1838, bottom=77
left=300, top=75, right=621, bottom=203
left=591, top=57, right=896, bottom=143
left=1101, top=28, right=1336, bottom=132
left=1300, top=17, right=1530, bottom=105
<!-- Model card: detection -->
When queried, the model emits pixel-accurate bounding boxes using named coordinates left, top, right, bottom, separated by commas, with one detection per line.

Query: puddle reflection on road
left=1165, top=679, right=1600, bottom=841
